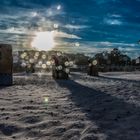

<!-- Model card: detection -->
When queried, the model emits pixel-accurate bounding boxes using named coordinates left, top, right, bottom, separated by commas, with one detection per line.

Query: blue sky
left=0, top=0, right=140, bottom=58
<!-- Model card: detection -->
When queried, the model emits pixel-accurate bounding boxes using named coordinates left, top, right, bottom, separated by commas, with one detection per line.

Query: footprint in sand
left=0, top=123, right=21, bottom=136
left=19, top=116, right=41, bottom=124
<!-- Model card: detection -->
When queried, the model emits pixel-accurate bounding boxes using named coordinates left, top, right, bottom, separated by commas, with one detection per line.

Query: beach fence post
left=52, top=54, right=69, bottom=79
left=88, top=59, right=99, bottom=76
left=0, top=44, right=13, bottom=86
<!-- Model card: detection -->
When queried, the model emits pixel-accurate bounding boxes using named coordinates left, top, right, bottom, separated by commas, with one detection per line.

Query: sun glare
left=31, top=31, right=55, bottom=51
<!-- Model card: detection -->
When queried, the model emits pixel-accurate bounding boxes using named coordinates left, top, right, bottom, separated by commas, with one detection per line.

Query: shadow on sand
left=56, top=79, right=140, bottom=140
left=0, top=86, right=11, bottom=90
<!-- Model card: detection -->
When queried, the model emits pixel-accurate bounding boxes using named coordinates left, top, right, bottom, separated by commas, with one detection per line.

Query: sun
left=31, top=31, right=55, bottom=51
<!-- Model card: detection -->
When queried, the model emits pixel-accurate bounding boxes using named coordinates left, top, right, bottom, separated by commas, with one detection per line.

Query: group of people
left=23, top=55, right=99, bottom=79
left=52, top=55, right=69, bottom=79
left=88, top=59, right=99, bottom=76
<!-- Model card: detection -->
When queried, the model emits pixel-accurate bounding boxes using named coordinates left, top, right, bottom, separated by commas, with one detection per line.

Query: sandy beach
left=0, top=72, right=140, bottom=140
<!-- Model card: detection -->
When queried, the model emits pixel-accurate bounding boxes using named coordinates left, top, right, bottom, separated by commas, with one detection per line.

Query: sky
left=0, top=0, right=140, bottom=58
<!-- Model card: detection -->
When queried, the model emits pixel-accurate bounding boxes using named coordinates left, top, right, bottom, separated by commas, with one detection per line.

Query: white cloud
left=95, top=41, right=136, bottom=47
left=118, top=47, right=140, bottom=52
left=30, top=11, right=38, bottom=17
left=109, top=14, right=122, bottom=18
left=54, top=31, right=81, bottom=39
left=62, top=41, right=140, bottom=55
left=64, top=24, right=89, bottom=29
left=0, top=27, right=27, bottom=34
left=96, top=0, right=120, bottom=4
left=104, top=19, right=122, bottom=25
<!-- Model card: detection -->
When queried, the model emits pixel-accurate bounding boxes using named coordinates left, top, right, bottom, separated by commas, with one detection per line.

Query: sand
left=0, top=72, right=140, bottom=140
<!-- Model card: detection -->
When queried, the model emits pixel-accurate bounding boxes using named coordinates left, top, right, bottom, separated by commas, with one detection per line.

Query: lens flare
left=46, top=61, right=51, bottom=66
left=21, top=52, right=27, bottom=59
left=35, top=52, right=40, bottom=57
left=65, top=68, right=70, bottom=73
left=92, top=60, right=98, bottom=66
left=44, top=97, right=49, bottom=108
left=38, top=61, right=43, bottom=66
left=34, top=56, right=38, bottom=60
left=29, top=59, right=34, bottom=64
left=57, top=65, right=63, bottom=70
left=54, top=24, right=59, bottom=29
left=13, top=56, right=18, bottom=63
left=44, top=97, right=49, bottom=103
left=21, top=63, right=26, bottom=68
left=89, top=63, right=92, bottom=66
left=25, top=56, right=29, bottom=60
left=65, top=61, right=69, bottom=66
left=42, top=54, right=47, bottom=59
left=42, top=64, right=47, bottom=69
left=75, top=42, right=80, bottom=47
left=27, top=64, right=31, bottom=68
left=51, top=60, right=55, bottom=65
left=57, top=52, right=62, bottom=56
left=57, top=5, right=61, bottom=10
left=69, top=61, right=74, bottom=66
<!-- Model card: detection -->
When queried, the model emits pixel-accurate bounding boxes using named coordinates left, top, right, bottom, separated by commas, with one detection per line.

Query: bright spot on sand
left=44, top=97, right=49, bottom=103
left=31, top=31, right=55, bottom=51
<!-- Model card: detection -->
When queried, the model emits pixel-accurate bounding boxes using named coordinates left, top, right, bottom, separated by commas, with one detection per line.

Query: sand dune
left=0, top=72, right=140, bottom=140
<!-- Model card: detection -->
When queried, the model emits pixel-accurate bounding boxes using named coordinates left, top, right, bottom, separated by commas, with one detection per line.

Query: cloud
left=0, top=0, right=140, bottom=58
left=109, top=14, right=122, bottom=18
left=64, top=24, right=89, bottom=29
left=54, top=31, right=82, bottom=39
left=53, top=43, right=113, bottom=55
left=118, top=47, right=140, bottom=52
left=104, top=18, right=122, bottom=25
left=96, top=0, right=120, bottom=5
left=0, top=27, right=27, bottom=34
left=53, top=40, right=140, bottom=56
left=94, top=41, right=136, bottom=47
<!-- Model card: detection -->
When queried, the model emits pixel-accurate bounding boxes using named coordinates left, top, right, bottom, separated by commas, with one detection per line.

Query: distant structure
left=52, top=53, right=70, bottom=79
left=0, top=44, right=13, bottom=86
left=87, top=59, right=99, bottom=76
left=136, top=57, right=140, bottom=65
left=12, top=50, right=72, bottom=79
